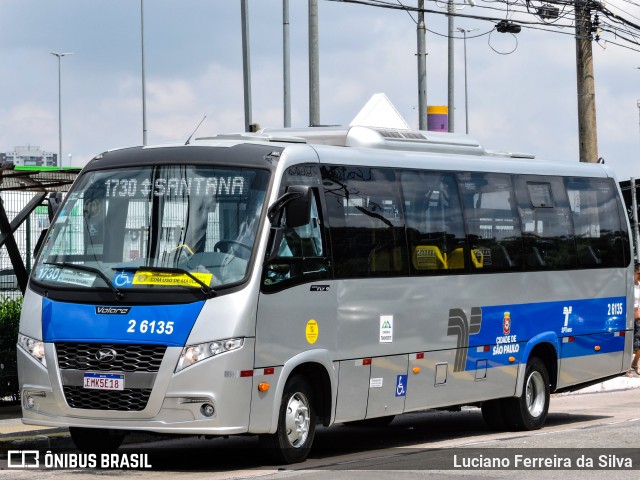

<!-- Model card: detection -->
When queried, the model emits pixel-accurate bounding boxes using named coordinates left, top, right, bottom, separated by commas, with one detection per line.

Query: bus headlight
left=18, top=334, right=47, bottom=367
left=176, top=338, right=244, bottom=372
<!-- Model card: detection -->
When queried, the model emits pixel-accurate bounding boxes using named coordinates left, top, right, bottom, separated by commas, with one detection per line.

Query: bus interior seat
left=412, top=245, right=447, bottom=270
left=448, top=248, right=465, bottom=269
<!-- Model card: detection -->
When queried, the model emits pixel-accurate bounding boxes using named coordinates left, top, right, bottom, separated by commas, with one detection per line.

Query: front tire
left=504, top=357, right=550, bottom=431
left=260, top=375, right=316, bottom=464
left=69, top=427, right=125, bottom=454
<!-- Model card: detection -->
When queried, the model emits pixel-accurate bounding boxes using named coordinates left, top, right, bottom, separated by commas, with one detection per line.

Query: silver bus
left=18, top=126, right=632, bottom=463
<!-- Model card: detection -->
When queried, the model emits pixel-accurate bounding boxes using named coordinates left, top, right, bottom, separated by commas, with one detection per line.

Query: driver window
left=263, top=191, right=329, bottom=290
left=262, top=164, right=330, bottom=292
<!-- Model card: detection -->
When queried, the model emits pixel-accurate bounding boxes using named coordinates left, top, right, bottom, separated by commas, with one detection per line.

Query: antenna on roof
left=185, top=116, right=207, bottom=145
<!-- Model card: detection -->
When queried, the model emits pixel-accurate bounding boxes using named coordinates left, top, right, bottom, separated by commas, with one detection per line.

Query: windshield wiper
left=114, top=266, right=217, bottom=299
left=44, top=261, right=124, bottom=301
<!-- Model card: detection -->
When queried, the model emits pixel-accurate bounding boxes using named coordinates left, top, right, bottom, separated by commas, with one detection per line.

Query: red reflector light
left=264, top=367, right=275, bottom=375
left=567, top=337, right=575, bottom=343
left=620, top=331, right=626, bottom=337
left=416, top=352, right=424, bottom=359
left=484, top=345, right=491, bottom=352
left=363, top=358, right=372, bottom=366
left=240, top=370, right=253, bottom=377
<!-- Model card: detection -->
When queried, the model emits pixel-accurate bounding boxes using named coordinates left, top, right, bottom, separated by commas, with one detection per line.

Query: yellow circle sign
left=306, top=319, right=319, bottom=344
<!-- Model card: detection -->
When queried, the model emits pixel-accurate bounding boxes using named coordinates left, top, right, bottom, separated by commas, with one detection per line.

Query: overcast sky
left=1, top=0, right=640, bottom=180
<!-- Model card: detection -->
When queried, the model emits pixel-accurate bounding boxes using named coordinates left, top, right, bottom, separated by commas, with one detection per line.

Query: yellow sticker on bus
left=132, top=271, right=212, bottom=288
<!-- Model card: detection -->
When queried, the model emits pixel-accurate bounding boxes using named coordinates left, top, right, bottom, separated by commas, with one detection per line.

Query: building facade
left=3, top=146, right=57, bottom=167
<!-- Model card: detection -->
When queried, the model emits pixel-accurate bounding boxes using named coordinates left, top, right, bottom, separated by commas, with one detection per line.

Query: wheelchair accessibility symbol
left=395, top=374, right=407, bottom=397
left=113, top=270, right=133, bottom=288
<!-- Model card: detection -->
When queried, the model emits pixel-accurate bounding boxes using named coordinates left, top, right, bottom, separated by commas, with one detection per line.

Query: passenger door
left=255, top=165, right=336, bottom=369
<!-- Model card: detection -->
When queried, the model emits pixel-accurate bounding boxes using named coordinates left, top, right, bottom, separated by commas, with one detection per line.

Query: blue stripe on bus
left=464, top=296, right=627, bottom=370
left=41, top=298, right=204, bottom=346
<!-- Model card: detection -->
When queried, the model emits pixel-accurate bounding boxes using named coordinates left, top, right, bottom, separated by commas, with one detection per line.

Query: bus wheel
left=505, top=357, right=550, bottom=431
left=481, top=399, right=507, bottom=431
left=69, top=427, right=125, bottom=454
left=260, top=375, right=316, bottom=464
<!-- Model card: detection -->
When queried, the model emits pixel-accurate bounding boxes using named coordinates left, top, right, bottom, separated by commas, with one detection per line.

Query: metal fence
left=0, top=191, right=50, bottom=299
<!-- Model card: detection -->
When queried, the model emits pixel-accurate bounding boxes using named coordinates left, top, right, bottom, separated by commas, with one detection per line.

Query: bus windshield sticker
left=57, top=269, right=96, bottom=287
left=131, top=271, right=213, bottom=288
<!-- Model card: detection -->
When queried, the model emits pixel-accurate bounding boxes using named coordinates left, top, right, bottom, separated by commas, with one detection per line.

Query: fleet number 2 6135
left=127, top=320, right=174, bottom=334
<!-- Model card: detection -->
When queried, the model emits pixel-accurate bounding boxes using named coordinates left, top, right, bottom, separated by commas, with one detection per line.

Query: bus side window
left=565, top=177, right=629, bottom=268
left=322, top=166, right=407, bottom=278
left=457, top=172, right=523, bottom=272
left=514, top=175, right=577, bottom=270
left=400, top=170, right=466, bottom=273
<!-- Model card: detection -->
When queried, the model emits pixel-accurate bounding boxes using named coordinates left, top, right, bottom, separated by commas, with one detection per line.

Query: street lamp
left=141, top=0, right=147, bottom=145
left=50, top=52, right=74, bottom=168
left=456, top=28, right=477, bottom=134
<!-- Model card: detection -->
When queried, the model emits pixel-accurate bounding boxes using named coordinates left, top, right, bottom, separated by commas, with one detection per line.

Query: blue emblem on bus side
left=396, top=374, right=407, bottom=397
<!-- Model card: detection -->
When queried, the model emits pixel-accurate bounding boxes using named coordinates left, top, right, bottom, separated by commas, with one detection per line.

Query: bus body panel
left=254, top=281, right=338, bottom=368
left=21, top=339, right=255, bottom=435
left=18, top=288, right=43, bottom=340
left=334, top=359, right=369, bottom=422
left=249, top=349, right=338, bottom=434
left=366, top=354, right=409, bottom=418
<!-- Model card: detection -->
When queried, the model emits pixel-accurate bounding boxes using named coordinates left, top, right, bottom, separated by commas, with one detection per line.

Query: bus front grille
left=56, top=343, right=166, bottom=372
left=56, top=343, right=166, bottom=411
left=62, top=386, right=152, bottom=411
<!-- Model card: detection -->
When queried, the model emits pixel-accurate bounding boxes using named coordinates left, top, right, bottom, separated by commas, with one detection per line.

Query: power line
left=323, top=0, right=640, bottom=49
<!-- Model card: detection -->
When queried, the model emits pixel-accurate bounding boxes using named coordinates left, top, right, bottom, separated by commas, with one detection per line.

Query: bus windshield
left=33, top=165, right=270, bottom=294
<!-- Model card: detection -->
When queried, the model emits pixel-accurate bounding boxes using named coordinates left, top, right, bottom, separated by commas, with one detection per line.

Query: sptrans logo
left=447, top=307, right=482, bottom=372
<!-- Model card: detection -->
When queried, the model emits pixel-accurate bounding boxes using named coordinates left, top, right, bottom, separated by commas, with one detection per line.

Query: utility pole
left=241, top=0, right=253, bottom=132
left=51, top=52, right=74, bottom=169
left=309, top=0, right=320, bottom=127
left=447, top=0, right=455, bottom=132
left=575, top=1, right=598, bottom=163
left=417, top=0, right=427, bottom=130
left=141, top=0, right=147, bottom=145
left=283, top=0, right=291, bottom=127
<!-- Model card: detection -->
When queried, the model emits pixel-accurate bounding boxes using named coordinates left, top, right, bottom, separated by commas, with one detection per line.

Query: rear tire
left=504, top=357, right=550, bottom=431
left=69, top=427, right=125, bottom=454
left=260, top=375, right=316, bottom=464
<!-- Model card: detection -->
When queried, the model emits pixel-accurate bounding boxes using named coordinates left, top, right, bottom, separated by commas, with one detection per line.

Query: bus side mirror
left=264, top=186, right=312, bottom=264
left=267, top=185, right=311, bottom=228
left=48, top=192, right=63, bottom=221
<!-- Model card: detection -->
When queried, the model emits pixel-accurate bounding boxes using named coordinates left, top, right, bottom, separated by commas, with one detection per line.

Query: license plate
left=83, top=372, right=125, bottom=391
